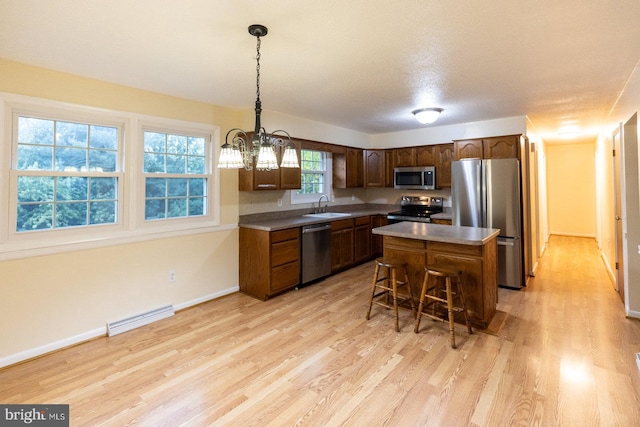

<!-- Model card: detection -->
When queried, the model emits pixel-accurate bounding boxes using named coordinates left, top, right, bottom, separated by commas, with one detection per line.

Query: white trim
left=174, top=286, right=239, bottom=311
left=0, top=327, right=106, bottom=369
left=0, top=223, right=237, bottom=262
left=626, top=309, right=640, bottom=319
left=0, top=285, right=239, bottom=369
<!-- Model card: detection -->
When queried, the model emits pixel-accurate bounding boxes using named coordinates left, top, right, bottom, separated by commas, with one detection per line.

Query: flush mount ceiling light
left=412, top=107, right=443, bottom=125
left=217, top=24, right=299, bottom=171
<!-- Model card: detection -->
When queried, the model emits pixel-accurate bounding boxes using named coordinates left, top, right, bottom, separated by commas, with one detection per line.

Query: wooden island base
left=374, top=223, right=499, bottom=329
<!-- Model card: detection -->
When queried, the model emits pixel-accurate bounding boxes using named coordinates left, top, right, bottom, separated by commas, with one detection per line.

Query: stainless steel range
left=387, top=196, right=444, bottom=223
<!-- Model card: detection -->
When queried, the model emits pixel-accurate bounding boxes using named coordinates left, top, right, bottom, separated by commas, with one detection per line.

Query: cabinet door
left=436, top=143, right=454, bottom=187
left=384, top=149, right=395, bottom=187
left=483, top=135, right=519, bottom=159
left=394, top=147, right=416, bottom=167
left=341, top=228, right=355, bottom=267
left=454, top=139, right=483, bottom=159
left=416, top=145, right=436, bottom=166
left=346, top=148, right=363, bottom=188
left=364, top=150, right=385, bottom=187
left=333, top=152, right=347, bottom=189
left=279, top=139, right=302, bottom=190
left=371, top=215, right=387, bottom=257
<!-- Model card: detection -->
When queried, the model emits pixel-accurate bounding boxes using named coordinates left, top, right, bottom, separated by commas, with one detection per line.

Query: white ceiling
left=2, top=0, right=640, bottom=143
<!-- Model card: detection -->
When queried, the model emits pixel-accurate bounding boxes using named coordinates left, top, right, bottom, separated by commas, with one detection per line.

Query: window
left=14, top=115, right=121, bottom=232
left=291, top=149, right=331, bottom=204
left=142, top=130, right=208, bottom=221
left=1, top=93, right=221, bottom=261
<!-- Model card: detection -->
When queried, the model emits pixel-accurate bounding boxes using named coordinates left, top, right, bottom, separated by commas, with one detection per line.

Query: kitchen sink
left=303, top=212, right=352, bottom=219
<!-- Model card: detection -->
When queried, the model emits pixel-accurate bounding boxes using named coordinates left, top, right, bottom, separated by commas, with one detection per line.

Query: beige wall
left=546, top=141, right=597, bottom=237
left=598, top=59, right=640, bottom=317
left=0, top=59, right=241, bottom=365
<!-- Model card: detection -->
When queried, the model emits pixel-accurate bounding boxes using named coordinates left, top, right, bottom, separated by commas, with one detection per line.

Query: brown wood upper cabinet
left=436, top=143, right=454, bottom=187
left=334, top=147, right=363, bottom=188
left=394, top=145, right=437, bottom=167
left=364, top=149, right=385, bottom=187
left=238, top=138, right=302, bottom=191
left=453, top=135, right=520, bottom=160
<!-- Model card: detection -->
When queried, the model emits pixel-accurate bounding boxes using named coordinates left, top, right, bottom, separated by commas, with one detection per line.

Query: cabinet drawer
left=354, top=216, right=371, bottom=226
left=331, top=218, right=354, bottom=231
left=271, top=228, right=299, bottom=243
left=271, top=261, right=300, bottom=292
left=427, top=241, right=482, bottom=257
left=384, top=236, right=426, bottom=250
left=271, top=239, right=300, bottom=267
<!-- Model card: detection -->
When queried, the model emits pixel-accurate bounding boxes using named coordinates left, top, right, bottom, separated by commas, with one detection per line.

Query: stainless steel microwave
left=394, top=166, right=436, bottom=190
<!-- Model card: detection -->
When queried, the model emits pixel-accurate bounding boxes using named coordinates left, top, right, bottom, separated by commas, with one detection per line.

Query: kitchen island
left=372, top=222, right=500, bottom=329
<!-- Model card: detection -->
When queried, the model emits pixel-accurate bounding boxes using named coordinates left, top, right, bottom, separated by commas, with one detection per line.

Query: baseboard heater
left=107, top=304, right=174, bottom=337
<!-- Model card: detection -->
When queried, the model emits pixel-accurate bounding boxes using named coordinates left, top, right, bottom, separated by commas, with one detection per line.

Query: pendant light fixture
left=217, top=24, right=299, bottom=171
left=412, top=107, right=443, bottom=125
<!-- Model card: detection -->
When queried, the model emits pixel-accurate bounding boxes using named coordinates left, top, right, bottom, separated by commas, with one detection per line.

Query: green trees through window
left=16, top=117, right=119, bottom=232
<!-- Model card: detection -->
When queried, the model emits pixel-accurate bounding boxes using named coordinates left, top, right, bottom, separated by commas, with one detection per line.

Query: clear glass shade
left=217, top=143, right=244, bottom=169
left=255, top=142, right=279, bottom=170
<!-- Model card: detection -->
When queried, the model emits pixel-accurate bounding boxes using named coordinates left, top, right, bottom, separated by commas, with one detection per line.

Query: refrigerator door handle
left=497, top=239, right=514, bottom=247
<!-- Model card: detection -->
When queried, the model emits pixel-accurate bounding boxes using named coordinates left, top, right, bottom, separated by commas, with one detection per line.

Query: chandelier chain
left=255, top=36, right=261, bottom=101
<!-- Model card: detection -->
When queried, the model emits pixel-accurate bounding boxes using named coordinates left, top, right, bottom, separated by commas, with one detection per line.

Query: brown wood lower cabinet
left=383, top=235, right=497, bottom=329
left=330, top=219, right=354, bottom=272
left=430, top=218, right=452, bottom=225
left=354, top=216, right=371, bottom=263
left=240, top=227, right=300, bottom=300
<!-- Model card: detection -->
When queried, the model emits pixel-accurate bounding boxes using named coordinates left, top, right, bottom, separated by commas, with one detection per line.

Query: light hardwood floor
left=1, top=236, right=640, bottom=426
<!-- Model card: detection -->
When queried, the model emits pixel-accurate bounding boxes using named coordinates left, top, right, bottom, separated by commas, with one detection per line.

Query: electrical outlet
left=168, top=270, right=176, bottom=282
left=351, top=194, right=355, bottom=201
left=277, top=198, right=283, bottom=207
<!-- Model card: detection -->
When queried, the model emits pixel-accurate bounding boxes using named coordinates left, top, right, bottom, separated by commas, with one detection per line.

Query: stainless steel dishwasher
left=301, top=223, right=332, bottom=284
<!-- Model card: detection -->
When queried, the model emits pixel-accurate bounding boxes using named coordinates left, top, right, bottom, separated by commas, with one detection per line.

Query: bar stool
left=366, top=257, right=416, bottom=332
left=414, top=265, right=472, bottom=348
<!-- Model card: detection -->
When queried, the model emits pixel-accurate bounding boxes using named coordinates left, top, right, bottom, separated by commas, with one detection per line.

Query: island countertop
left=372, top=222, right=500, bottom=246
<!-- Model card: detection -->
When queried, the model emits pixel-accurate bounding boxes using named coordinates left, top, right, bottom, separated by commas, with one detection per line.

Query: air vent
left=107, top=305, right=174, bottom=337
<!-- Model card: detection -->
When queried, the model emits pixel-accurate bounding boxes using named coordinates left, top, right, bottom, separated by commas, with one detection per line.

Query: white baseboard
left=0, top=327, right=106, bottom=369
left=174, top=286, right=239, bottom=311
left=626, top=308, right=640, bottom=320
left=0, top=285, right=239, bottom=369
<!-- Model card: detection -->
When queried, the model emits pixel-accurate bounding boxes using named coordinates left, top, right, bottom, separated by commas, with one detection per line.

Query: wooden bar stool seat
left=414, top=265, right=472, bottom=348
left=366, top=257, right=416, bottom=332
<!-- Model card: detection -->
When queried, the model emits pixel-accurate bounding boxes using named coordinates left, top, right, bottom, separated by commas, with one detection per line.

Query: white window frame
left=290, top=149, right=332, bottom=205
left=0, top=92, right=223, bottom=261
left=136, top=120, right=217, bottom=232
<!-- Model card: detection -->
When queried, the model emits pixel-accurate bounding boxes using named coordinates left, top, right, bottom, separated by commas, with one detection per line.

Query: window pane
left=90, top=177, right=117, bottom=200
left=146, top=178, right=166, bottom=198
left=18, top=117, right=54, bottom=145
left=17, top=145, right=53, bottom=170
left=145, top=199, right=166, bottom=220
left=168, top=198, right=187, bottom=218
left=167, top=134, right=187, bottom=154
left=56, top=176, right=88, bottom=201
left=188, top=197, right=205, bottom=215
left=189, top=178, right=204, bottom=196
left=17, top=203, right=53, bottom=231
left=55, top=147, right=87, bottom=171
left=166, top=154, right=186, bottom=173
left=89, top=125, right=117, bottom=150
left=55, top=202, right=88, bottom=228
left=90, top=201, right=116, bottom=224
left=89, top=150, right=116, bottom=172
left=144, top=153, right=165, bottom=173
left=56, top=122, right=88, bottom=147
left=144, top=132, right=165, bottom=153
left=188, top=137, right=205, bottom=156
left=17, top=176, right=54, bottom=202
left=187, top=156, right=205, bottom=174
left=168, top=178, right=188, bottom=197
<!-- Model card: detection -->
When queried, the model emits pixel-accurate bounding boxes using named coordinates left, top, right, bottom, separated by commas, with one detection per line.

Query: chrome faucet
left=316, top=195, right=329, bottom=213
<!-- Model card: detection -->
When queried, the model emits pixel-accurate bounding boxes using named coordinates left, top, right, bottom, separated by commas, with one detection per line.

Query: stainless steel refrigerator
left=451, top=158, right=523, bottom=289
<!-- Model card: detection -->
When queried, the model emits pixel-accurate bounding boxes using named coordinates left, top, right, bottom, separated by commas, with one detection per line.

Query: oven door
left=386, top=214, right=431, bottom=224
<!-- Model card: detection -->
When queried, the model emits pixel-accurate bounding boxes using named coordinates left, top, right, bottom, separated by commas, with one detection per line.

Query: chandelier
left=217, top=24, right=299, bottom=171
